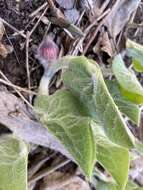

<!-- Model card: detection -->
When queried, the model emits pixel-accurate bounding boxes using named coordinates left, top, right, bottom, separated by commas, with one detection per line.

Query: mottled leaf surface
left=35, top=55, right=136, bottom=186
left=0, top=135, right=28, bottom=190
left=92, top=122, right=129, bottom=190
left=35, top=91, right=96, bottom=177
left=62, top=56, right=135, bottom=148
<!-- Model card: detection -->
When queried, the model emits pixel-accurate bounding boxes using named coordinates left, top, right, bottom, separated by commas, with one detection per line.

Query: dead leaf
left=56, top=0, right=75, bottom=9
left=64, top=9, right=80, bottom=24
left=47, top=6, right=84, bottom=38
left=105, top=0, right=140, bottom=39
left=0, top=90, right=72, bottom=159
left=130, top=157, right=143, bottom=186
left=0, top=43, right=8, bottom=58
left=99, top=31, right=113, bottom=57
left=80, top=0, right=94, bottom=10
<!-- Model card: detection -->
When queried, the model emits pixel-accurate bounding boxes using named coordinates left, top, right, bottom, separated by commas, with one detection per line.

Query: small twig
left=29, top=7, right=48, bottom=37
left=28, top=152, right=56, bottom=178
left=25, top=7, right=48, bottom=90
left=0, top=78, right=37, bottom=95
left=26, top=31, right=31, bottom=90
left=83, top=10, right=110, bottom=54
left=76, top=10, right=85, bottom=26
left=47, top=0, right=55, bottom=8
left=139, top=112, right=143, bottom=142
left=100, top=0, right=111, bottom=13
left=0, top=17, right=26, bottom=39
left=29, top=159, right=71, bottom=184
left=83, top=23, right=103, bottom=54
left=69, top=18, right=98, bottom=55
left=69, top=9, right=110, bottom=55
left=0, top=70, right=33, bottom=109
left=29, top=2, right=48, bottom=18
left=97, top=8, right=111, bottom=22
left=5, top=31, right=21, bottom=65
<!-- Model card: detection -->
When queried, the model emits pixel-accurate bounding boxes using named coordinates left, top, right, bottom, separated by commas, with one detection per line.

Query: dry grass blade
left=0, top=19, right=5, bottom=40
left=0, top=17, right=26, bottom=39
left=0, top=78, right=37, bottom=95
left=29, top=159, right=71, bottom=184
left=0, top=70, right=33, bottom=108
left=105, top=0, right=141, bottom=39
left=26, top=7, right=48, bottom=90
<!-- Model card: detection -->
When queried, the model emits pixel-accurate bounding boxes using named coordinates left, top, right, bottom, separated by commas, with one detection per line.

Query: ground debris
left=39, top=172, right=90, bottom=190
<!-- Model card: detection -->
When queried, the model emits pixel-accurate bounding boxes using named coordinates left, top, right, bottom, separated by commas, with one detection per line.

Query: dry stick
left=29, top=2, right=48, bottom=18
left=5, top=32, right=21, bottom=65
left=96, top=8, right=111, bottom=22
left=70, top=18, right=99, bottom=55
left=139, top=112, right=143, bottom=142
left=26, top=31, right=31, bottom=90
left=29, top=159, right=71, bottom=184
left=28, top=152, right=56, bottom=178
left=47, top=0, right=55, bottom=8
left=0, top=78, right=37, bottom=95
left=25, top=6, right=48, bottom=91
left=0, top=17, right=26, bottom=39
left=29, top=7, right=48, bottom=37
left=83, top=24, right=102, bottom=55
left=70, top=9, right=110, bottom=55
left=0, top=70, right=33, bottom=109
left=76, top=10, right=85, bottom=26
left=99, top=0, right=111, bottom=13
left=83, top=10, right=110, bottom=55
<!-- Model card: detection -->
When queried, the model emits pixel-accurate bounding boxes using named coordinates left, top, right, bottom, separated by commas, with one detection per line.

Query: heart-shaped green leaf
left=106, top=80, right=140, bottom=125
left=92, top=121, right=130, bottom=190
left=126, top=39, right=143, bottom=72
left=112, top=54, right=143, bottom=104
left=0, top=135, right=28, bottom=190
left=62, top=56, right=135, bottom=148
left=35, top=55, right=135, bottom=187
left=35, top=90, right=96, bottom=178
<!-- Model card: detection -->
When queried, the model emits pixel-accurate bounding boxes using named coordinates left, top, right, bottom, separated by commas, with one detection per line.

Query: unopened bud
left=36, top=36, right=59, bottom=69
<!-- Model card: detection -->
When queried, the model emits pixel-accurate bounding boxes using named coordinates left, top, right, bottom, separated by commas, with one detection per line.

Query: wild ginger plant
left=1, top=39, right=143, bottom=190
left=34, top=55, right=136, bottom=190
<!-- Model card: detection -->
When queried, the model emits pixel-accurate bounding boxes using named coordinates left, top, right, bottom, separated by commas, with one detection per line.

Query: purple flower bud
left=36, top=36, right=59, bottom=69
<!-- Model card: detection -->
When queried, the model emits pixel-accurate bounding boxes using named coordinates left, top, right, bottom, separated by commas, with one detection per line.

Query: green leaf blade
left=112, top=54, right=143, bottom=104
left=106, top=80, right=140, bottom=125
left=62, top=56, right=135, bottom=148
left=35, top=90, right=96, bottom=178
left=92, top=122, right=130, bottom=190
left=0, top=135, right=28, bottom=190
